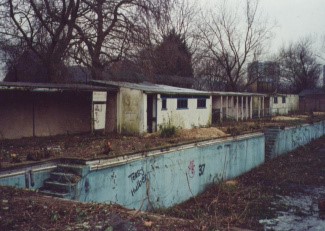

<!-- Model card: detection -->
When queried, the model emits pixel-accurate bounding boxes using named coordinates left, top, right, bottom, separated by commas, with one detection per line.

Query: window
left=282, top=96, right=286, bottom=104
left=177, top=98, right=188, bottom=109
left=197, top=98, right=206, bottom=108
left=162, top=98, right=167, bottom=110
left=274, top=96, right=278, bottom=104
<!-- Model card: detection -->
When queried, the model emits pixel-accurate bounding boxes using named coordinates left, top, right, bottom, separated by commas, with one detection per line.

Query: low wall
left=78, top=133, right=265, bottom=210
left=0, top=162, right=56, bottom=189
left=2, top=121, right=325, bottom=211
left=2, top=120, right=325, bottom=211
left=267, top=121, right=325, bottom=159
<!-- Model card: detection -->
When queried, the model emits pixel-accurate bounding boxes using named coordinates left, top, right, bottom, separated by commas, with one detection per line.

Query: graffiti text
left=128, top=167, right=147, bottom=196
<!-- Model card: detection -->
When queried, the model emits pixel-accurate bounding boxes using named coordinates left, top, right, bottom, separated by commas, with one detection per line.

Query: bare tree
left=143, top=0, right=199, bottom=45
left=198, top=0, right=273, bottom=91
left=0, top=0, right=80, bottom=82
left=194, top=58, right=226, bottom=91
left=134, top=0, right=199, bottom=81
left=72, top=0, right=174, bottom=80
left=277, top=38, right=321, bottom=93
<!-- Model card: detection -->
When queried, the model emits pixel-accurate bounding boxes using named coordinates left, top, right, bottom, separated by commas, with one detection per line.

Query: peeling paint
left=157, top=96, right=212, bottom=130
left=119, top=88, right=144, bottom=134
left=1, top=122, right=325, bottom=212
left=78, top=134, right=265, bottom=210
left=267, top=121, right=325, bottom=159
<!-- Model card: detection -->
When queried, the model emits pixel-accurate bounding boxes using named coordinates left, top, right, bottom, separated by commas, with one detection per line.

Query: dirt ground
left=1, top=123, right=325, bottom=230
left=0, top=127, right=228, bottom=169
left=0, top=113, right=325, bottom=230
left=0, top=186, right=193, bottom=231
left=163, top=135, right=325, bottom=230
left=1, top=113, right=323, bottom=170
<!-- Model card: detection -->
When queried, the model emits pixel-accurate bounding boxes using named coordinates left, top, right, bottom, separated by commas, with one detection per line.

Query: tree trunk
left=90, top=60, right=105, bottom=80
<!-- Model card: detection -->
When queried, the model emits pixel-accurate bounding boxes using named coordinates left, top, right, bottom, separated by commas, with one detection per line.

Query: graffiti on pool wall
left=199, top=164, right=205, bottom=176
left=188, top=160, right=206, bottom=177
left=128, top=167, right=147, bottom=196
left=188, top=160, right=195, bottom=178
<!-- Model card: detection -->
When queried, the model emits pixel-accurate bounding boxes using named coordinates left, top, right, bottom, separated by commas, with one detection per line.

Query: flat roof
left=209, top=91, right=268, bottom=97
left=92, top=80, right=210, bottom=95
left=0, top=81, right=117, bottom=92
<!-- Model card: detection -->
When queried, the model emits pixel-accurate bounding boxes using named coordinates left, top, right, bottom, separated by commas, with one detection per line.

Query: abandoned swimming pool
left=1, top=121, right=325, bottom=212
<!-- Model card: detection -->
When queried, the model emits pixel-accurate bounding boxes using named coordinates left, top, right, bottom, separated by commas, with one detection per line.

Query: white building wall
left=286, top=94, right=299, bottom=113
left=142, top=93, right=148, bottom=134
left=157, top=95, right=212, bottom=129
left=117, top=87, right=146, bottom=134
left=270, top=96, right=286, bottom=115
left=269, top=94, right=298, bottom=115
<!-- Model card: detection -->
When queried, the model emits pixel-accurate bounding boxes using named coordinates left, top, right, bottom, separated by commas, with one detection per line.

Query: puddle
left=260, top=186, right=325, bottom=231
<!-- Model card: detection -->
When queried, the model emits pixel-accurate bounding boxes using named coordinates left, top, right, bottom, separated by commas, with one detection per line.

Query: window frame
left=161, top=98, right=167, bottom=110
left=274, top=96, right=278, bottom=104
left=197, top=98, right=207, bottom=109
left=177, top=98, right=188, bottom=109
left=282, top=96, right=286, bottom=104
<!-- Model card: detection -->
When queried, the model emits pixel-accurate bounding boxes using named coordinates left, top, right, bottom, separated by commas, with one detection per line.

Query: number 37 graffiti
left=187, top=160, right=205, bottom=178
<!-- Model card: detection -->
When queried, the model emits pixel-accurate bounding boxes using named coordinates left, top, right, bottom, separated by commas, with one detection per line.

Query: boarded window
left=282, top=96, right=286, bottom=104
left=177, top=98, right=188, bottom=109
left=274, top=97, right=278, bottom=104
left=197, top=98, right=206, bottom=108
left=162, top=98, right=167, bottom=110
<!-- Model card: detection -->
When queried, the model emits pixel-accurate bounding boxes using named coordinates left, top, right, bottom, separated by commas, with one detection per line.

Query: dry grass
left=2, top=113, right=325, bottom=169
left=176, top=127, right=227, bottom=139
left=271, top=115, right=308, bottom=121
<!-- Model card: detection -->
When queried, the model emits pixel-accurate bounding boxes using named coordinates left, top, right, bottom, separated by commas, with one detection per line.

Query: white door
left=92, top=91, right=107, bottom=130
left=93, top=103, right=106, bottom=130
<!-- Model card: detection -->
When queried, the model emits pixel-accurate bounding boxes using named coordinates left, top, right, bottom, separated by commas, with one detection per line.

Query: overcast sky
left=200, top=0, right=325, bottom=58
left=1, top=0, right=325, bottom=80
left=262, top=0, right=325, bottom=55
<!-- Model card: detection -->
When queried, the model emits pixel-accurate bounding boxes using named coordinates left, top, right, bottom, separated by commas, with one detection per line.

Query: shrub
left=159, top=122, right=177, bottom=138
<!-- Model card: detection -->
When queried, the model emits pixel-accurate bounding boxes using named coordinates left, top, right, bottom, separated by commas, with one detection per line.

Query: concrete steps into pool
left=265, top=128, right=281, bottom=159
left=39, top=164, right=86, bottom=199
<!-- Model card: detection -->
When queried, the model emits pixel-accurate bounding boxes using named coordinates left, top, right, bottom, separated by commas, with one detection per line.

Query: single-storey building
left=268, top=94, right=299, bottom=115
left=210, top=91, right=267, bottom=123
left=210, top=92, right=299, bottom=122
left=92, top=80, right=212, bottom=134
left=299, top=89, right=325, bottom=112
left=0, top=82, right=117, bottom=139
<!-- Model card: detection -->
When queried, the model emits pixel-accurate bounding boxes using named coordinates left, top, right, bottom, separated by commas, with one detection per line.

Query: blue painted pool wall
left=79, top=134, right=265, bottom=210
left=0, top=169, right=52, bottom=189
left=1, top=121, right=324, bottom=211
left=271, top=121, right=325, bottom=159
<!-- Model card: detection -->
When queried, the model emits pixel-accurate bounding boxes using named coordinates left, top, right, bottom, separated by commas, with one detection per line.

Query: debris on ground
left=1, top=136, right=324, bottom=230
left=0, top=127, right=229, bottom=169
left=271, top=115, right=308, bottom=121
left=1, top=114, right=325, bottom=230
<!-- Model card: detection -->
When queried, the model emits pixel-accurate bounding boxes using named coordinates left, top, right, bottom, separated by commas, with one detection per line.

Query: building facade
left=93, top=80, right=212, bottom=134
left=0, top=82, right=117, bottom=139
left=248, top=61, right=280, bottom=93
